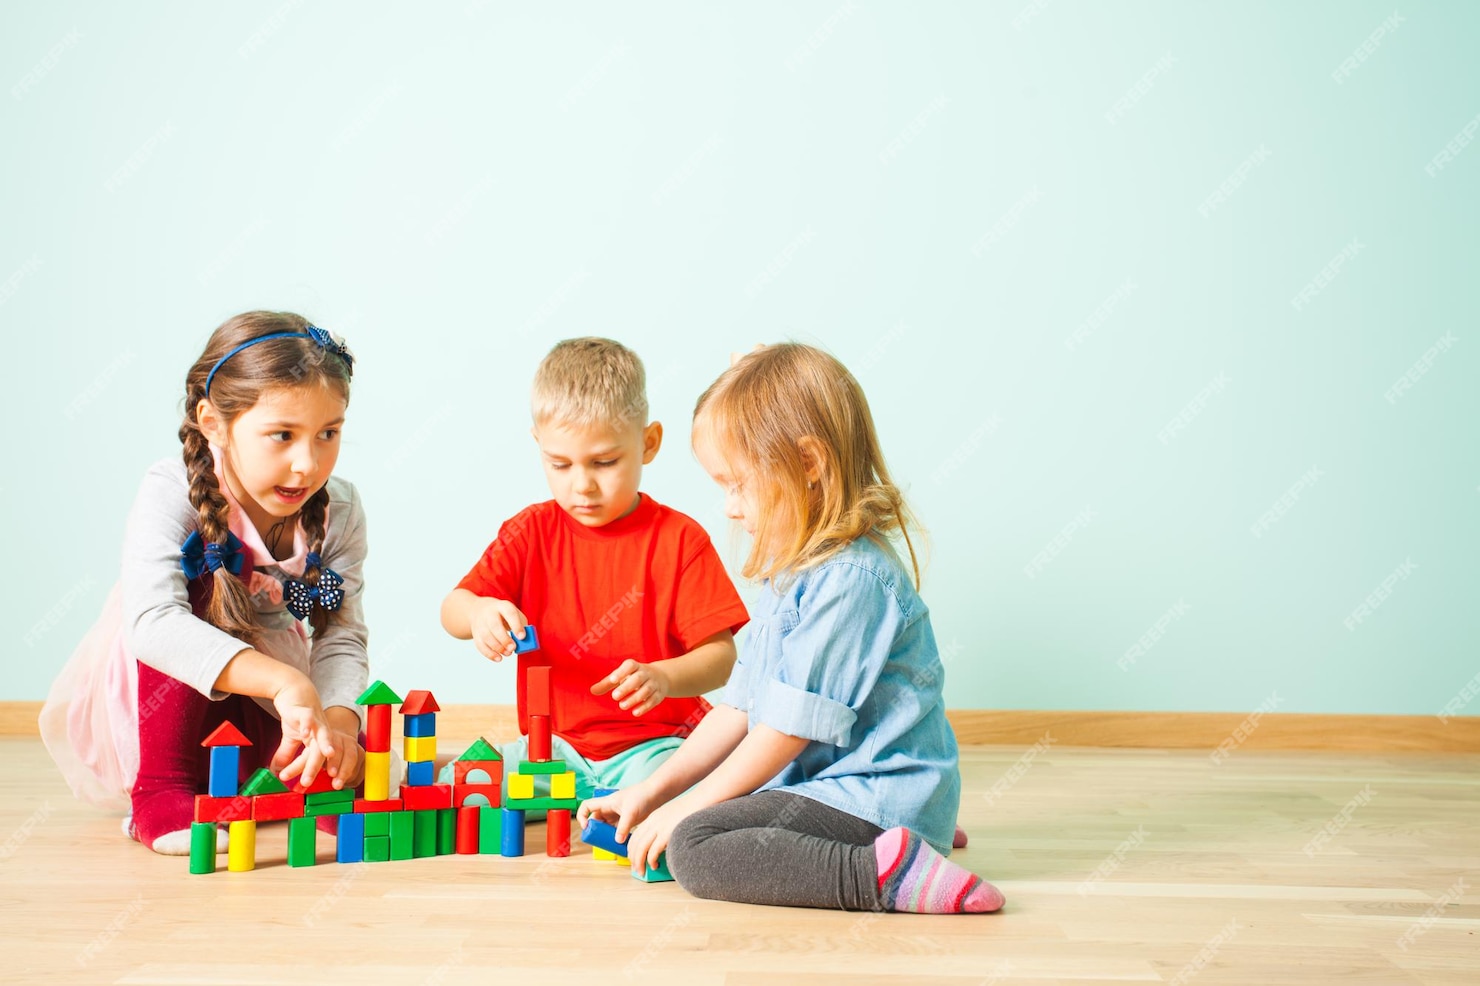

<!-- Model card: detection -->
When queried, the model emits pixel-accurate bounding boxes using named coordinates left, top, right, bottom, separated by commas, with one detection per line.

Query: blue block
left=404, top=713, right=436, bottom=738
left=406, top=759, right=434, bottom=787
left=594, top=787, right=618, bottom=798
left=337, top=812, right=364, bottom=863
left=500, top=808, right=525, bottom=857
left=511, top=625, right=540, bottom=654
left=580, top=817, right=627, bottom=858
left=208, top=746, right=239, bottom=798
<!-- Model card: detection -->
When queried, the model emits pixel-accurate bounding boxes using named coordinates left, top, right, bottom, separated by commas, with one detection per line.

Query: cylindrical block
left=528, top=715, right=552, bottom=762
left=364, top=751, right=390, bottom=801
left=227, top=820, right=256, bottom=872
left=188, top=822, right=216, bottom=874
left=456, top=805, right=480, bottom=854
left=501, top=808, right=525, bottom=857
left=546, top=809, right=571, bottom=857
left=366, top=704, right=391, bottom=753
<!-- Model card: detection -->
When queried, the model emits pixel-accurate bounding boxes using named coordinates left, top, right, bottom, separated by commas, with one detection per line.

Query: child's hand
left=321, top=707, right=365, bottom=788
left=469, top=597, right=529, bottom=662
left=577, top=783, right=659, bottom=846
left=270, top=677, right=340, bottom=788
left=626, top=797, right=702, bottom=873
left=590, top=659, right=671, bottom=716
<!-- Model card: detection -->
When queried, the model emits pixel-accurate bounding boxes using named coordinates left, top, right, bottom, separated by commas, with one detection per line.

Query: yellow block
left=403, top=736, right=436, bottom=763
left=227, top=820, right=256, bottom=872
left=508, top=772, right=535, bottom=800
left=550, top=771, right=576, bottom=800
left=365, top=751, right=390, bottom=801
left=593, top=847, right=626, bottom=862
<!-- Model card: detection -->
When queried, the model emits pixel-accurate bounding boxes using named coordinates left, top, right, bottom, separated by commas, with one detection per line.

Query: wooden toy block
left=336, top=812, right=364, bottom=863
left=353, top=798, right=405, bottom=813
left=478, top=805, right=503, bottom=854
left=413, top=810, right=437, bottom=857
left=292, top=768, right=338, bottom=795
left=456, top=805, right=480, bottom=854
left=436, top=808, right=457, bottom=855
left=195, top=794, right=251, bottom=823
left=287, top=816, right=316, bottom=867
left=546, top=809, right=571, bottom=857
left=505, top=796, right=581, bottom=811
left=252, top=791, right=305, bottom=822
left=500, top=808, right=525, bottom=857
left=580, top=817, right=628, bottom=858
left=508, top=773, right=535, bottom=800
left=550, top=771, right=576, bottom=800
left=592, top=847, right=622, bottom=861
left=406, top=760, right=434, bottom=787
left=526, top=664, right=551, bottom=715
left=201, top=721, right=252, bottom=748
left=364, top=835, right=390, bottom=863
left=402, top=784, right=453, bottom=811
left=363, top=812, right=390, bottom=836
left=305, top=788, right=356, bottom=805
left=517, top=759, right=568, bottom=775
left=454, top=783, right=501, bottom=809
left=595, top=787, right=618, bottom=797
left=634, top=854, right=674, bottom=883
left=208, top=745, right=240, bottom=798
left=356, top=680, right=403, bottom=707
left=452, top=738, right=503, bottom=784
left=366, top=704, right=391, bottom=754
left=403, top=712, right=435, bottom=737
left=512, top=624, right=540, bottom=655
left=364, top=750, right=391, bottom=801
left=239, top=767, right=289, bottom=796
left=403, top=736, right=436, bottom=763
left=227, top=819, right=256, bottom=872
left=189, top=822, right=217, bottom=874
left=528, top=715, right=552, bottom=761
left=390, top=811, right=415, bottom=860
left=304, top=800, right=353, bottom=816
left=399, top=690, right=440, bottom=716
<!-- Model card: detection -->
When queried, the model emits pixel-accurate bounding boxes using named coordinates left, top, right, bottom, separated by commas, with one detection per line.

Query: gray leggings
left=667, top=790, right=885, bottom=911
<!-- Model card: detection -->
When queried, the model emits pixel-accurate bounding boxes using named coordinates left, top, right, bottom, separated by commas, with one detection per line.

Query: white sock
left=149, top=825, right=228, bottom=856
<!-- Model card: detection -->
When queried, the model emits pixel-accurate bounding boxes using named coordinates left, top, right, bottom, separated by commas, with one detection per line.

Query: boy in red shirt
left=440, top=338, right=749, bottom=800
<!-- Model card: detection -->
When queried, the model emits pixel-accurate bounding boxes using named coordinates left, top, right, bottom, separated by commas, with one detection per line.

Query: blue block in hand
left=580, top=817, right=627, bottom=858
left=511, top=625, right=540, bottom=654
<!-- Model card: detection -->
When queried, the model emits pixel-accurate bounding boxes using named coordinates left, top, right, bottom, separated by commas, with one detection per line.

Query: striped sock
left=874, top=827, right=1004, bottom=914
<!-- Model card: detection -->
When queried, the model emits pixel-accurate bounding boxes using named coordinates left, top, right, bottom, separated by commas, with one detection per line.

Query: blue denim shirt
left=722, top=536, right=960, bottom=852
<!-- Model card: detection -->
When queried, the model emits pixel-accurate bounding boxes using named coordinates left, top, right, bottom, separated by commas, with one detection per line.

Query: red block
left=546, top=808, right=571, bottom=857
left=454, top=760, right=503, bottom=786
left=402, top=784, right=453, bottom=811
left=456, top=805, right=480, bottom=854
left=353, top=798, right=405, bottom=813
left=291, top=769, right=337, bottom=795
left=527, top=665, right=552, bottom=717
left=366, top=704, right=391, bottom=753
left=529, top=715, right=552, bottom=762
left=453, top=783, right=501, bottom=809
left=195, top=794, right=251, bottom=823
left=252, top=791, right=306, bottom=822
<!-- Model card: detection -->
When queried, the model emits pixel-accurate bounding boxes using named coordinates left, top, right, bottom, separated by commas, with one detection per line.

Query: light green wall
left=3, top=2, right=1475, bottom=717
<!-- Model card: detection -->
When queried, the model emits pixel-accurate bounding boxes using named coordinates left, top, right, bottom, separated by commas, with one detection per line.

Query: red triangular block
left=201, top=722, right=253, bottom=748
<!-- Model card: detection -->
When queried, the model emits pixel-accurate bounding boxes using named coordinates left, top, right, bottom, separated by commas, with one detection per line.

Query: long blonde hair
left=693, top=343, right=923, bottom=586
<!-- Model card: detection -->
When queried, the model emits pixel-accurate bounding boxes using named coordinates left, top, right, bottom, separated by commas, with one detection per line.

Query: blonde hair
left=532, top=337, right=648, bottom=431
left=693, top=343, right=923, bottom=587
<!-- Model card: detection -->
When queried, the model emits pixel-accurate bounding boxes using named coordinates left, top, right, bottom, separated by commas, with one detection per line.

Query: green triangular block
left=356, top=680, right=403, bottom=706
left=239, top=767, right=289, bottom=796
left=456, top=737, right=503, bottom=762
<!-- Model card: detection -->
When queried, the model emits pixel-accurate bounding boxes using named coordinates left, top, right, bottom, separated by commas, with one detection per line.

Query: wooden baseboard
left=5, top=701, right=1473, bottom=753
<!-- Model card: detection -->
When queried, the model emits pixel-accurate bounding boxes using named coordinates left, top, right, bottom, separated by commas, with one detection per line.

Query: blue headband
left=204, top=326, right=355, bottom=397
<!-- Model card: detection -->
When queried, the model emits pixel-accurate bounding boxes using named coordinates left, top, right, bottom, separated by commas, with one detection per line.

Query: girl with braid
left=40, top=311, right=371, bottom=855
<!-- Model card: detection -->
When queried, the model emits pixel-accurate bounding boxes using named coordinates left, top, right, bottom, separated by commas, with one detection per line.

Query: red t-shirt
left=456, top=494, right=750, bottom=760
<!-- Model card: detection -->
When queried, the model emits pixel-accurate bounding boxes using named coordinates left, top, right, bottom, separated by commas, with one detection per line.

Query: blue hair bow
left=283, top=552, right=345, bottom=620
left=181, top=531, right=245, bottom=580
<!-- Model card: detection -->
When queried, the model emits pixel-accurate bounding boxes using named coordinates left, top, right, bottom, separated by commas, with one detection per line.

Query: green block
left=188, top=822, right=217, bottom=874
left=305, top=788, right=356, bottom=805
left=517, top=759, right=568, bottom=775
left=413, top=810, right=437, bottom=858
left=363, top=812, right=390, bottom=836
left=456, top=737, right=503, bottom=762
left=288, top=816, right=317, bottom=867
left=505, top=796, right=581, bottom=811
left=364, top=835, right=390, bottom=862
left=305, top=800, right=353, bottom=816
left=390, top=811, right=414, bottom=860
left=634, top=853, right=674, bottom=883
left=239, top=767, right=289, bottom=796
left=478, top=805, right=503, bottom=854
left=436, top=808, right=457, bottom=855
left=356, top=680, right=403, bottom=706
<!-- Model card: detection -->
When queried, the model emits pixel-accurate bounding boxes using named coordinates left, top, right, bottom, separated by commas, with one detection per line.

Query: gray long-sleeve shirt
left=118, top=458, right=369, bottom=721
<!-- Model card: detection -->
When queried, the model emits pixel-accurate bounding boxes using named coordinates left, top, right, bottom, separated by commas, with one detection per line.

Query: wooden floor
left=2, top=737, right=1476, bottom=985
